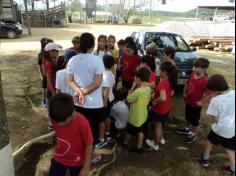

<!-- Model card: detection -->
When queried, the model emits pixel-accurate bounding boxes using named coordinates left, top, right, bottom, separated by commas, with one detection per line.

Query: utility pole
left=24, top=0, right=31, bottom=35
left=148, top=0, right=152, bottom=24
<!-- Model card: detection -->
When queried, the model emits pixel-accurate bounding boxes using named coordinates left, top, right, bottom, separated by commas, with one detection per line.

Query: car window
left=144, top=32, right=190, bottom=52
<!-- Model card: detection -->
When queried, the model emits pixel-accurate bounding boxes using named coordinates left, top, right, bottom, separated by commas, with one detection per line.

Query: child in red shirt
left=49, top=93, right=93, bottom=176
left=44, top=43, right=62, bottom=100
left=146, top=62, right=178, bottom=151
left=38, top=38, right=54, bottom=108
left=121, top=42, right=140, bottom=90
left=176, top=58, right=211, bottom=144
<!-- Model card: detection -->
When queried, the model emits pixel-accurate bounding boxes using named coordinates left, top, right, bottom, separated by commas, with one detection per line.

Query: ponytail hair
left=160, top=61, right=178, bottom=89
left=125, top=42, right=138, bottom=55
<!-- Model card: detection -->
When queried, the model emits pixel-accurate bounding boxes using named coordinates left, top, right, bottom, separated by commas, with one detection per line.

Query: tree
left=0, top=72, right=15, bottom=176
left=121, top=0, right=149, bottom=23
left=23, top=0, right=31, bottom=35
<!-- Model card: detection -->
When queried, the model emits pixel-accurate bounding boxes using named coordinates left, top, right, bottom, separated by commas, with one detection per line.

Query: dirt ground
left=0, top=23, right=235, bottom=176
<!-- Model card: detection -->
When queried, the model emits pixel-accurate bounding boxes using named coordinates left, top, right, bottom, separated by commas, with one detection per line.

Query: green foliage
left=67, top=0, right=81, bottom=15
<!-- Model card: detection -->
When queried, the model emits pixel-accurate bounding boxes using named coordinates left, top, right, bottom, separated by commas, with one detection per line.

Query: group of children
left=37, top=33, right=235, bottom=176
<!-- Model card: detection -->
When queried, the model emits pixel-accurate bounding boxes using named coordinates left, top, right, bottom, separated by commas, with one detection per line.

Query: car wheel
left=7, top=30, right=17, bottom=39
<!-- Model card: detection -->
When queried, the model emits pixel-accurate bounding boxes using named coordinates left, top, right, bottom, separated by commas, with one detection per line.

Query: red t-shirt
left=152, top=79, right=172, bottom=115
left=52, top=112, right=93, bottom=167
left=185, top=73, right=208, bottom=108
left=148, top=71, right=155, bottom=84
left=121, top=54, right=140, bottom=82
left=44, top=60, right=56, bottom=92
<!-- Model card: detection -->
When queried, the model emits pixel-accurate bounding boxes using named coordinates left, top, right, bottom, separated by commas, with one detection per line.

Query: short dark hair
left=193, top=58, right=210, bottom=69
left=206, top=74, right=229, bottom=91
left=163, top=47, right=176, bottom=59
left=135, top=67, right=150, bottom=82
left=49, top=93, right=74, bottom=123
left=118, top=39, right=125, bottom=46
left=72, top=36, right=80, bottom=44
left=114, top=87, right=128, bottom=101
left=141, top=55, right=156, bottom=72
left=80, top=33, right=95, bottom=53
left=103, top=55, right=115, bottom=69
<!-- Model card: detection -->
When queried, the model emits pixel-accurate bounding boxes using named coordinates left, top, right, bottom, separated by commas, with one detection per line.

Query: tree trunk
left=24, top=0, right=31, bottom=35
left=0, top=72, right=15, bottom=176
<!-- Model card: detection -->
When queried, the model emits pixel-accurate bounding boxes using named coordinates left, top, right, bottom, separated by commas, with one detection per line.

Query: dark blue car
left=0, top=22, right=23, bottom=39
left=131, top=29, right=199, bottom=85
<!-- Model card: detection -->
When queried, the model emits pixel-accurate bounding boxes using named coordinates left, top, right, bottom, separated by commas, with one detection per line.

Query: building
left=0, top=0, right=17, bottom=22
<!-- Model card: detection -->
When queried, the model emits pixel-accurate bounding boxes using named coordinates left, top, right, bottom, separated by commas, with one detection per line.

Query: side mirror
left=190, top=47, right=197, bottom=52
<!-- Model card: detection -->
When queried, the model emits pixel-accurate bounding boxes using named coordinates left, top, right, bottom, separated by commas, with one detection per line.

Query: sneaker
left=105, top=132, right=112, bottom=141
left=42, top=99, right=47, bottom=108
left=176, top=127, right=191, bottom=135
left=160, top=138, right=166, bottom=145
left=185, top=134, right=197, bottom=144
left=223, top=166, right=235, bottom=176
left=129, top=147, right=144, bottom=154
left=146, top=139, right=159, bottom=151
left=91, top=152, right=102, bottom=164
left=94, top=139, right=108, bottom=149
left=201, top=155, right=210, bottom=167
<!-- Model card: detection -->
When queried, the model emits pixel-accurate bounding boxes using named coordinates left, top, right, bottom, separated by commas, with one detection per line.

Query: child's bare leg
left=203, top=139, right=213, bottom=158
left=225, top=149, right=235, bottom=172
left=137, top=132, right=144, bottom=148
left=99, top=122, right=106, bottom=140
left=105, top=117, right=111, bottom=133
left=154, top=122, right=162, bottom=145
left=192, top=125, right=198, bottom=135
left=123, top=132, right=131, bottom=145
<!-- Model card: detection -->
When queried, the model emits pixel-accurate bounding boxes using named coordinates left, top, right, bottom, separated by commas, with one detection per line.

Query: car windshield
left=144, top=32, right=191, bottom=52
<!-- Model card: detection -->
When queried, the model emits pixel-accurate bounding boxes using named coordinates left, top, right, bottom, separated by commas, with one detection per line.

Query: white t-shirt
left=207, top=90, right=235, bottom=138
left=102, top=70, right=115, bottom=102
left=94, top=50, right=111, bottom=59
left=111, top=101, right=129, bottom=130
left=67, top=53, right=105, bottom=108
left=56, top=69, right=74, bottom=96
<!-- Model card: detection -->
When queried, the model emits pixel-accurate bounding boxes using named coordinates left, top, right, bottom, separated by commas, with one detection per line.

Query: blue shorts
left=150, top=111, right=169, bottom=123
left=49, top=159, right=83, bottom=176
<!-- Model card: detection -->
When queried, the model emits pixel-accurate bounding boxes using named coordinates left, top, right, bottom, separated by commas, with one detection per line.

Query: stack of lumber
left=189, top=36, right=235, bottom=52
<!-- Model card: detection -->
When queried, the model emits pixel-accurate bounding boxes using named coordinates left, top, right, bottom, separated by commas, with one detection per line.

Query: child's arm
left=47, top=72, right=56, bottom=94
left=38, top=65, right=44, bottom=79
left=183, top=83, right=187, bottom=98
left=196, top=91, right=214, bottom=106
left=127, top=89, right=138, bottom=103
left=80, top=144, right=93, bottom=176
left=152, top=90, right=166, bottom=106
left=103, top=87, right=109, bottom=107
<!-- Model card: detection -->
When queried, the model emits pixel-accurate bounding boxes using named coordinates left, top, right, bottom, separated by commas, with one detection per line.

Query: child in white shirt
left=201, top=74, right=235, bottom=176
left=56, top=50, right=77, bottom=96
left=95, top=55, right=116, bottom=149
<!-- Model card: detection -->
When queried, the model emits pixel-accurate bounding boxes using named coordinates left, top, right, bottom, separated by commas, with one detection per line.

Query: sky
left=17, top=0, right=235, bottom=12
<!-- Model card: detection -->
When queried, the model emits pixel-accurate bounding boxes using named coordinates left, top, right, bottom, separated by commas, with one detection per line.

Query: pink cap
left=44, top=43, right=62, bottom=51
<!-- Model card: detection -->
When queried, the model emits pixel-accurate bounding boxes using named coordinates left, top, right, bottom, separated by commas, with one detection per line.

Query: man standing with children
left=39, top=33, right=235, bottom=176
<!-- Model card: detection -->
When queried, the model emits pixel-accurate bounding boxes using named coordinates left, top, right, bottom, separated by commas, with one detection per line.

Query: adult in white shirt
left=67, top=32, right=105, bottom=143
left=201, top=74, right=235, bottom=175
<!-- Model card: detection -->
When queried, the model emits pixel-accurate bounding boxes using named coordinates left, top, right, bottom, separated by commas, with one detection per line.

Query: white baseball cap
left=44, top=43, right=62, bottom=51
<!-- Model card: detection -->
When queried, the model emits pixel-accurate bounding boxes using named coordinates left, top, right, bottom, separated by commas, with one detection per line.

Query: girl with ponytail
left=146, top=61, right=178, bottom=151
